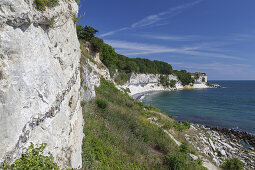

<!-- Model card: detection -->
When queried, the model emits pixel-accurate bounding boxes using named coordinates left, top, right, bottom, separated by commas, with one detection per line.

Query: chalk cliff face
left=117, top=73, right=176, bottom=95
left=118, top=73, right=208, bottom=95
left=0, top=0, right=83, bottom=168
left=80, top=42, right=111, bottom=101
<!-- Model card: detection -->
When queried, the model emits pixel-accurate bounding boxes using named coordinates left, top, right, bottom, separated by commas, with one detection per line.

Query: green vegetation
left=76, top=25, right=197, bottom=86
left=34, top=0, right=59, bottom=11
left=202, top=77, right=205, bottom=82
left=2, top=143, right=58, bottom=170
left=76, top=25, right=99, bottom=41
left=81, top=78, right=206, bottom=169
left=90, top=37, right=104, bottom=53
left=165, top=153, right=206, bottom=170
left=170, top=80, right=177, bottom=88
left=174, top=121, right=191, bottom=131
left=174, top=70, right=194, bottom=86
left=159, top=75, right=170, bottom=87
left=96, top=98, right=108, bottom=110
left=220, top=158, right=244, bottom=170
left=114, top=71, right=131, bottom=85
left=159, top=76, right=177, bottom=88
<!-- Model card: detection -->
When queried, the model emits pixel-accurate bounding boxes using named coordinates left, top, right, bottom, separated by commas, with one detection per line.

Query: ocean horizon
left=142, top=80, right=255, bottom=135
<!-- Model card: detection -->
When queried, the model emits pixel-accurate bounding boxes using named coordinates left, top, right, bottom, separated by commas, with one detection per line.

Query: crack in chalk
left=35, top=89, right=48, bottom=104
left=1, top=67, right=79, bottom=165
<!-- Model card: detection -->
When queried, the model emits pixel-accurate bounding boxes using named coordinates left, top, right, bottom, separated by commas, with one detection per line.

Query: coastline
left=186, top=123, right=255, bottom=169
left=133, top=86, right=255, bottom=169
left=131, top=83, right=210, bottom=100
left=134, top=89, right=255, bottom=141
left=131, top=90, right=165, bottom=100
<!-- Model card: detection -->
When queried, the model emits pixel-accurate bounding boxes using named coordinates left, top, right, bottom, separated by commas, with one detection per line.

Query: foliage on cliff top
left=81, top=78, right=206, bottom=169
left=34, top=0, right=59, bottom=11
left=2, top=143, right=58, bottom=170
left=77, top=25, right=196, bottom=86
left=174, top=70, right=195, bottom=86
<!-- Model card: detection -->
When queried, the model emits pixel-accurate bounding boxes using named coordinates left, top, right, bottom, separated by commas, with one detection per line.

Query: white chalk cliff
left=80, top=42, right=111, bottom=101
left=0, top=0, right=210, bottom=168
left=0, top=0, right=83, bottom=168
left=118, top=73, right=208, bottom=96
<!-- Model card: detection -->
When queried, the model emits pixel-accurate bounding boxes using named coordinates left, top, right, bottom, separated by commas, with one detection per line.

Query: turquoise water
left=142, top=81, right=255, bottom=134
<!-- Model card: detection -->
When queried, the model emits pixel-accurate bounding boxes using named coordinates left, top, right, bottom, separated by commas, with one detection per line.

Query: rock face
left=185, top=125, right=255, bottom=169
left=0, top=0, right=83, bottom=168
left=118, top=73, right=208, bottom=96
left=80, top=42, right=111, bottom=101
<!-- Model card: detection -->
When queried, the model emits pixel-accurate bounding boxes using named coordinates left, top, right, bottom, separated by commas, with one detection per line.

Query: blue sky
left=78, top=0, right=255, bottom=80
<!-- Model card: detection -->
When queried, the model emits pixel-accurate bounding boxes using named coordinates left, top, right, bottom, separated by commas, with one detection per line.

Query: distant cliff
left=117, top=72, right=208, bottom=95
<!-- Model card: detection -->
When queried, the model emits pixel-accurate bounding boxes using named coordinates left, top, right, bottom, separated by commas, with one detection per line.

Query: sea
left=141, top=81, right=255, bottom=135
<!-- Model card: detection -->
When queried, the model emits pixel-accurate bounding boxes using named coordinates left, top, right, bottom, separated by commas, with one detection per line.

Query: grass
left=114, top=72, right=131, bottom=85
left=34, top=0, right=59, bottom=11
left=81, top=78, right=207, bottom=169
left=80, top=41, right=96, bottom=64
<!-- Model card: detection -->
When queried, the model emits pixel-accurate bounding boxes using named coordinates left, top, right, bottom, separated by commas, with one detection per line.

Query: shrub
left=2, top=143, right=58, bottom=169
left=220, top=158, right=244, bottom=170
left=202, top=77, right=205, bottom=82
left=34, top=0, right=59, bottom=11
left=96, top=98, right=108, bottom=110
left=76, top=25, right=99, bottom=41
left=169, top=80, right=177, bottom=88
left=114, top=72, right=131, bottom=85
left=165, top=154, right=186, bottom=170
left=174, top=121, right=190, bottom=131
left=179, top=142, right=189, bottom=154
left=90, top=37, right=104, bottom=53
left=162, top=122, right=172, bottom=130
left=159, top=75, right=170, bottom=87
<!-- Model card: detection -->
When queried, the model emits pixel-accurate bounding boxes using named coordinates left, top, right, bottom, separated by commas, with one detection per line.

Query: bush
left=174, top=121, right=190, bottom=131
left=162, top=122, right=172, bottom=130
left=114, top=72, right=131, bottom=85
left=179, top=142, right=189, bottom=154
left=90, top=37, right=104, bottom=53
left=96, top=98, right=108, bottom=110
left=2, top=143, right=58, bottom=169
left=76, top=25, right=99, bottom=41
left=165, top=154, right=186, bottom=170
left=174, top=70, right=194, bottom=86
left=34, top=0, right=59, bottom=11
left=220, top=158, right=244, bottom=170
left=169, top=80, right=177, bottom=88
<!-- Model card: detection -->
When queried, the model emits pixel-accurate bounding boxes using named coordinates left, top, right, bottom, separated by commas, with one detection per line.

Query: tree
left=169, top=80, right=176, bottom=88
left=76, top=25, right=98, bottom=41
left=90, top=37, right=104, bottom=53
left=76, top=25, right=86, bottom=39
left=84, top=26, right=99, bottom=41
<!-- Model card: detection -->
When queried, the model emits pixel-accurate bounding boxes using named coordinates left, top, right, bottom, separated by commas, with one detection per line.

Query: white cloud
left=100, top=0, right=203, bottom=37
left=101, top=27, right=129, bottom=37
left=140, top=34, right=201, bottom=41
left=105, top=40, right=244, bottom=60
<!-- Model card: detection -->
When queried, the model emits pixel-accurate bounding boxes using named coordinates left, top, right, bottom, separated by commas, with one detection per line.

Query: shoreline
left=186, top=123, right=255, bottom=169
left=130, top=84, right=215, bottom=100
left=189, top=123, right=255, bottom=149
left=131, top=90, right=165, bottom=100
left=133, top=88, right=255, bottom=148
left=131, top=86, right=255, bottom=139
